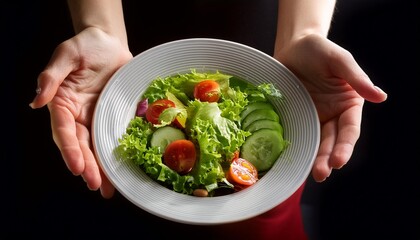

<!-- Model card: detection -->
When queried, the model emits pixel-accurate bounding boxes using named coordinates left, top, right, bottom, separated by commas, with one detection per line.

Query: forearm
left=67, top=0, right=128, bottom=46
left=275, top=0, right=336, bottom=52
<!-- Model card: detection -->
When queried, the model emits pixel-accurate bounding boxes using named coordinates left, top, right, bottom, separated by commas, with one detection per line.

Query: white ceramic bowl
left=92, top=38, right=320, bottom=225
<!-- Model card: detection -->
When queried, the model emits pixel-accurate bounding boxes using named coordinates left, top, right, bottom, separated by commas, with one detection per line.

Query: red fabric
left=213, top=182, right=308, bottom=240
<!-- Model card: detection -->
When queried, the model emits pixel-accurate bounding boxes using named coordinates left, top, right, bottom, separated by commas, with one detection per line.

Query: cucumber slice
left=241, top=109, right=280, bottom=130
left=245, top=119, right=284, bottom=136
left=150, top=126, right=186, bottom=152
left=240, top=129, right=285, bottom=171
left=240, top=102, right=274, bottom=121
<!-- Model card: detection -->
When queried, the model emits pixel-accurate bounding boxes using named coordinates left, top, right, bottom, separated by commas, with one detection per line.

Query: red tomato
left=146, top=99, right=185, bottom=128
left=193, top=80, right=221, bottom=102
left=227, top=158, right=258, bottom=187
left=145, top=99, right=178, bottom=124
left=163, top=139, right=197, bottom=175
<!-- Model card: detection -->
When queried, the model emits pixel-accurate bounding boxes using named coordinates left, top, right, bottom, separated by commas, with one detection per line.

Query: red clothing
left=214, top=183, right=307, bottom=240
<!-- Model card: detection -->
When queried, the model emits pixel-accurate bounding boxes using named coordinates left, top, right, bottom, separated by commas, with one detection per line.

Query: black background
left=4, top=0, right=419, bottom=239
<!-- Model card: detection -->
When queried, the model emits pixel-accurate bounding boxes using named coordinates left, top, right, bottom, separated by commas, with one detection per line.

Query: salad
left=115, top=70, right=289, bottom=197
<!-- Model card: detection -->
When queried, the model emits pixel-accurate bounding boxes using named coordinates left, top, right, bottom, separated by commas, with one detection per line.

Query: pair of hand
left=30, top=27, right=386, bottom=198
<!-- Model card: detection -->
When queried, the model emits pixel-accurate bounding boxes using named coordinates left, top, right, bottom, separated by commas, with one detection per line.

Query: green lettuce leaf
left=117, top=70, right=284, bottom=195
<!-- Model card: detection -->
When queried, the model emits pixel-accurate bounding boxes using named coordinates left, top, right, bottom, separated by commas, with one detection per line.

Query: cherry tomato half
left=163, top=139, right=197, bottom=175
left=145, top=99, right=186, bottom=128
left=146, top=99, right=175, bottom=125
left=193, top=80, right=221, bottom=102
left=227, top=158, right=258, bottom=187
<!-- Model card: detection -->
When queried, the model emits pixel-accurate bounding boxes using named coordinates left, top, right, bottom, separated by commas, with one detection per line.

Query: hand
left=274, top=34, right=387, bottom=182
left=30, top=27, right=133, bottom=198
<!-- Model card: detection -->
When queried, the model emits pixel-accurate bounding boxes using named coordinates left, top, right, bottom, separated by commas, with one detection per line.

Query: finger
left=77, top=123, right=102, bottom=191
left=99, top=170, right=115, bottom=199
left=30, top=41, right=78, bottom=109
left=330, top=48, right=387, bottom=103
left=312, top=120, right=336, bottom=182
left=49, top=103, right=85, bottom=176
left=329, top=104, right=362, bottom=169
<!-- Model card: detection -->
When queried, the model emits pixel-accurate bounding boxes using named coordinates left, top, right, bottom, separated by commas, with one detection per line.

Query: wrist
left=274, top=0, right=336, bottom=55
left=274, top=30, right=324, bottom=59
left=67, top=0, right=128, bottom=46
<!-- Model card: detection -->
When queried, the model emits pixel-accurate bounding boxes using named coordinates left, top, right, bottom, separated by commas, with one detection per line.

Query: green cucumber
left=150, top=126, right=186, bottom=153
left=240, top=129, right=285, bottom=171
left=241, top=109, right=280, bottom=130
left=240, top=102, right=274, bottom=121
left=245, top=119, right=284, bottom=136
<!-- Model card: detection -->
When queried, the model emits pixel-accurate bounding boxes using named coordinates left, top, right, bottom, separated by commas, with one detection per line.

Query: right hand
left=274, top=33, right=387, bottom=182
left=30, top=27, right=133, bottom=198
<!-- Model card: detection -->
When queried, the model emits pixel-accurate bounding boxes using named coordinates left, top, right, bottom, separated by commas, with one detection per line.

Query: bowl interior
left=92, top=38, right=320, bottom=225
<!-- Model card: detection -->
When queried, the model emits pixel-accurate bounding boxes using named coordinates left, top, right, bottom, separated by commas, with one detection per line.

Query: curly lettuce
left=116, top=70, right=283, bottom=195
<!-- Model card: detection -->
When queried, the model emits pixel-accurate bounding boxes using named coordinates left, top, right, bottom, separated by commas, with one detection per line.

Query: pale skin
left=30, top=0, right=387, bottom=199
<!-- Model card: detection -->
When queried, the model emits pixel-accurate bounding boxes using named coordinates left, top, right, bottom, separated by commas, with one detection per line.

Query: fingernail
left=374, top=86, right=388, bottom=101
left=316, top=178, right=326, bottom=183
left=374, top=85, right=387, bottom=95
left=29, top=87, right=41, bottom=109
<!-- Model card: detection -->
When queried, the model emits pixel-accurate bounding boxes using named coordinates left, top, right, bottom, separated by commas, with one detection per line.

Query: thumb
left=331, top=49, right=387, bottom=103
left=29, top=41, right=78, bottom=109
